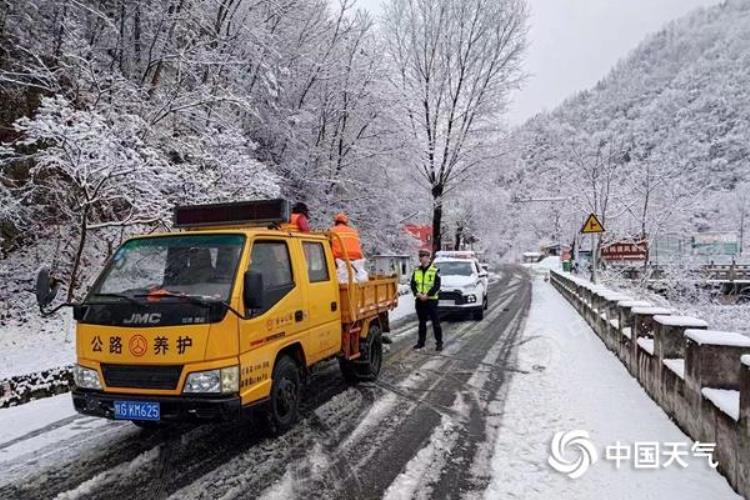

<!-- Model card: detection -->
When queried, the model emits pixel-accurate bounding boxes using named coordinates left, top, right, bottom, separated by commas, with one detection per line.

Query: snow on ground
left=0, top=393, right=112, bottom=464
left=0, top=311, right=75, bottom=378
left=391, top=292, right=416, bottom=322
left=484, top=278, right=741, bottom=500
left=0, top=393, right=77, bottom=445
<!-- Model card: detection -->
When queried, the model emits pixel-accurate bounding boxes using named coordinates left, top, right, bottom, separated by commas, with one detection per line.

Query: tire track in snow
left=249, top=269, right=528, bottom=499
left=0, top=268, right=523, bottom=500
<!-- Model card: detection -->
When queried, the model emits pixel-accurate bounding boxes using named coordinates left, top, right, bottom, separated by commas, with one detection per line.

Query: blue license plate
left=114, top=400, right=160, bottom=421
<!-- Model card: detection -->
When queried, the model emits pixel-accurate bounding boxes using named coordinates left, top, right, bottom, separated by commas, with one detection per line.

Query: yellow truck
left=35, top=200, right=398, bottom=433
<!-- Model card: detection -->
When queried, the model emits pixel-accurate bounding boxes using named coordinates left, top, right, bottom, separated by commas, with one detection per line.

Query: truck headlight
left=183, top=366, right=239, bottom=394
left=463, top=283, right=477, bottom=292
left=465, top=294, right=477, bottom=303
left=73, top=365, right=102, bottom=390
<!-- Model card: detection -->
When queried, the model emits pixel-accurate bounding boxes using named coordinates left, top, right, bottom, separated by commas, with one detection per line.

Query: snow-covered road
left=0, top=269, right=739, bottom=499
left=485, top=279, right=740, bottom=499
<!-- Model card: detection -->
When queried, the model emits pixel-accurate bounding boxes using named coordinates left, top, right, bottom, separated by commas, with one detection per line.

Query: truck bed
left=339, top=277, right=398, bottom=325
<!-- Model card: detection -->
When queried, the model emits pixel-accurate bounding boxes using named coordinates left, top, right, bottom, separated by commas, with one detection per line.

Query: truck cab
left=35, top=200, right=396, bottom=433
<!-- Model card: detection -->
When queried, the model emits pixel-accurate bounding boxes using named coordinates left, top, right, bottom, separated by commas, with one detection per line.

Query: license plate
left=438, top=300, right=454, bottom=307
left=114, top=400, right=160, bottom=421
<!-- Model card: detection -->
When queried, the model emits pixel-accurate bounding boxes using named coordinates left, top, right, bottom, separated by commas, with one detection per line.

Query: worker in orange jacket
left=329, top=213, right=363, bottom=260
left=289, top=202, right=311, bottom=232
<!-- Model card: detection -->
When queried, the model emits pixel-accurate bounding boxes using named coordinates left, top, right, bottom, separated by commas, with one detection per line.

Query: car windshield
left=90, top=234, right=245, bottom=302
left=435, top=261, right=473, bottom=277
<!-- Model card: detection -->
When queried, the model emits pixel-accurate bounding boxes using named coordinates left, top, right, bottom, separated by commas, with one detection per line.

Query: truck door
left=238, top=238, right=308, bottom=356
left=301, top=239, right=341, bottom=359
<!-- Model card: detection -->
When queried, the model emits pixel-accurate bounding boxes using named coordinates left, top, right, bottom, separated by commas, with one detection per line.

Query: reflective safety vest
left=413, top=265, right=439, bottom=299
left=330, top=224, right=363, bottom=260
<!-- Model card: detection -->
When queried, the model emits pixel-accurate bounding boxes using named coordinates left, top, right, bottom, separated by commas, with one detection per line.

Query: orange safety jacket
left=290, top=213, right=310, bottom=232
left=330, top=224, right=363, bottom=260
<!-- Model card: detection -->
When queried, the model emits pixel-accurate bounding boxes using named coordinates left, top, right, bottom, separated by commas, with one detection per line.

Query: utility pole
left=740, top=207, right=745, bottom=256
left=591, top=233, right=598, bottom=284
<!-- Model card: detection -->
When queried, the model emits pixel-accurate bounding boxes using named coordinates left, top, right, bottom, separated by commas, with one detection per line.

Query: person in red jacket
left=289, top=202, right=311, bottom=232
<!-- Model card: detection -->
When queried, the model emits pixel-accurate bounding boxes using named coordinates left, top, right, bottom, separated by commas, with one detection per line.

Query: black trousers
left=415, top=299, right=443, bottom=346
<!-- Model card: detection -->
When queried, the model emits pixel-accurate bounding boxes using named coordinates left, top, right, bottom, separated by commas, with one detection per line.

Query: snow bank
left=597, top=292, right=630, bottom=302
left=653, top=315, right=708, bottom=328
left=631, top=306, right=673, bottom=316
left=617, top=300, right=653, bottom=308
left=484, top=281, right=739, bottom=499
left=663, top=358, right=686, bottom=380
left=0, top=365, right=73, bottom=408
left=685, top=330, right=750, bottom=348
left=701, top=388, right=740, bottom=422
left=0, top=392, right=77, bottom=444
left=637, top=337, right=654, bottom=355
left=0, top=309, right=76, bottom=379
left=390, top=295, right=416, bottom=322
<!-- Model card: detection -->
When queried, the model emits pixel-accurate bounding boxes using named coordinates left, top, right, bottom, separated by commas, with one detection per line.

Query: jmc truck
left=35, top=200, right=397, bottom=433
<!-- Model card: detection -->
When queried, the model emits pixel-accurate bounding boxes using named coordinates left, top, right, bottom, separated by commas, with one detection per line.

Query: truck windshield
left=90, top=234, right=245, bottom=302
left=434, top=261, right=473, bottom=277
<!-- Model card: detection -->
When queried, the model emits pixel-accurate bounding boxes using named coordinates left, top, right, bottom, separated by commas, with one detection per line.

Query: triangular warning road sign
left=581, top=213, right=605, bottom=234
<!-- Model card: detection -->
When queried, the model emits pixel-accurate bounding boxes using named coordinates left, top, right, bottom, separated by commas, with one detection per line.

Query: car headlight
left=183, top=366, right=239, bottom=394
left=73, top=365, right=102, bottom=390
left=463, top=283, right=477, bottom=292
left=465, top=294, right=477, bottom=303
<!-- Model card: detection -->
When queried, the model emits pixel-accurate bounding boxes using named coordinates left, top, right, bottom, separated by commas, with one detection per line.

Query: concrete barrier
left=549, top=270, right=750, bottom=497
left=616, top=300, right=652, bottom=369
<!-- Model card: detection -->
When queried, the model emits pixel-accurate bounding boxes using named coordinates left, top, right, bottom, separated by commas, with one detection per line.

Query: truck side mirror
left=243, top=271, right=264, bottom=310
left=35, top=267, right=59, bottom=309
left=478, top=271, right=488, bottom=278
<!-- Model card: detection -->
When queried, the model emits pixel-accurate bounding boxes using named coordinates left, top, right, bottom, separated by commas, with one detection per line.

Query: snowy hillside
left=498, top=0, right=750, bottom=252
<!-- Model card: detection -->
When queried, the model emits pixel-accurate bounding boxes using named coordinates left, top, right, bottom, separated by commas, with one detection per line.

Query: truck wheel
left=265, top=355, right=301, bottom=435
left=483, top=294, right=489, bottom=310
left=358, top=323, right=383, bottom=381
left=339, top=323, right=383, bottom=384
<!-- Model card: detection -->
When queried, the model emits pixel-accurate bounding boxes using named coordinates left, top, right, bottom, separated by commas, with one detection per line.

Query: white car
left=433, top=258, right=488, bottom=320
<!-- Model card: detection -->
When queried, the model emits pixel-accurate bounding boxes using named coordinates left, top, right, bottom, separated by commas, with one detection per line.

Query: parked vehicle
left=433, top=257, right=488, bottom=320
left=34, top=199, right=398, bottom=433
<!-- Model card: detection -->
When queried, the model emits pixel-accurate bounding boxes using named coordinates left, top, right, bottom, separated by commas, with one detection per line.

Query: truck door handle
left=295, top=310, right=304, bottom=322
left=331, top=302, right=337, bottom=312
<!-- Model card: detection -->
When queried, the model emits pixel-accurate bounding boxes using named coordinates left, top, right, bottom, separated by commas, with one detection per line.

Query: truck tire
left=339, top=322, right=383, bottom=384
left=483, top=294, right=489, bottom=310
left=265, top=355, right=302, bottom=435
left=357, top=322, right=383, bottom=381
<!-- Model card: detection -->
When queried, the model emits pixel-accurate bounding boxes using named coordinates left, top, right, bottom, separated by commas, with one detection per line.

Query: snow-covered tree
left=5, top=96, right=175, bottom=299
left=382, top=0, right=527, bottom=252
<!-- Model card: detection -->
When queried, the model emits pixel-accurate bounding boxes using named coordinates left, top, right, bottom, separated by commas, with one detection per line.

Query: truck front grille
left=101, top=364, right=183, bottom=390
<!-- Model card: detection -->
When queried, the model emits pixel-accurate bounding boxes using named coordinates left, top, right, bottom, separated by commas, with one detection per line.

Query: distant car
left=433, top=258, right=488, bottom=320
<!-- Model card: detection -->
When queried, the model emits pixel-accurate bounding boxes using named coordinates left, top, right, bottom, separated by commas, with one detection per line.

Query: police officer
left=410, top=249, right=443, bottom=351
